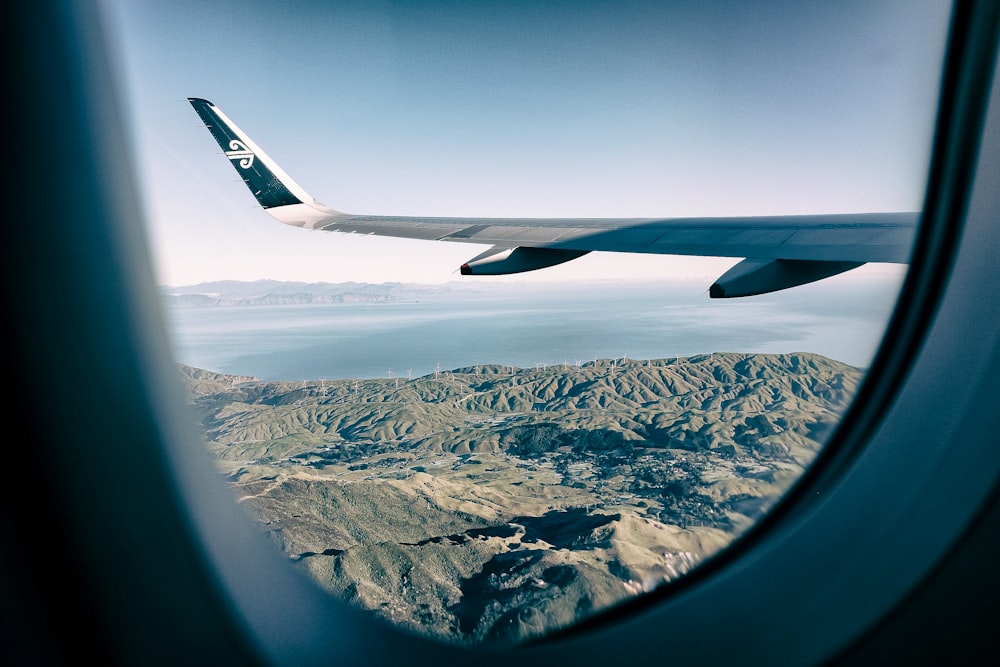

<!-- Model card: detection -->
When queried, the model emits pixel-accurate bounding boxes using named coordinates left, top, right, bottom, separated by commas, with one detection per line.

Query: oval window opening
left=110, top=0, right=952, bottom=646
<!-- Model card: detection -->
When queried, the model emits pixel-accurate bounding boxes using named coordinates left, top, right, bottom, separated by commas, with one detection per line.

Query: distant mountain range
left=160, top=279, right=472, bottom=307
left=180, top=352, right=860, bottom=645
left=159, top=278, right=679, bottom=307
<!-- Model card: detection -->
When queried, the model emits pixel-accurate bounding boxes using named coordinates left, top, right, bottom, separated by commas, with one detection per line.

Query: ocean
left=162, top=278, right=903, bottom=381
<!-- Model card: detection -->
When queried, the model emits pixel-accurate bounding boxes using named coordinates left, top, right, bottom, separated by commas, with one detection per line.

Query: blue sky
left=104, top=0, right=951, bottom=287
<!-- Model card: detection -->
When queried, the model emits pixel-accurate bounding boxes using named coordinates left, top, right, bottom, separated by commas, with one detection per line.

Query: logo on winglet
left=225, top=140, right=254, bottom=168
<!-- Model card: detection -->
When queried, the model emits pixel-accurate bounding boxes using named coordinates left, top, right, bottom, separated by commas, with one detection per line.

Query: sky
left=103, top=0, right=951, bottom=288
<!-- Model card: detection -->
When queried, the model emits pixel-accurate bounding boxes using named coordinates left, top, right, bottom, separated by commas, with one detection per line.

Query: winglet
left=188, top=98, right=341, bottom=227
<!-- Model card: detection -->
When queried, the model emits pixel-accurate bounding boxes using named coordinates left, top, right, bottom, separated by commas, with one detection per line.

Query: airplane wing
left=188, top=97, right=918, bottom=297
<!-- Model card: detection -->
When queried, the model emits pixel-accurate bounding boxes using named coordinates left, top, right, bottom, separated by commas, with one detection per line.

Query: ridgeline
left=180, top=352, right=860, bottom=645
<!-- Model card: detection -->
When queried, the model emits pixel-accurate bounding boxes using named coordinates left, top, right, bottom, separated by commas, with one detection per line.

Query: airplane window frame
left=5, top=1, right=1000, bottom=665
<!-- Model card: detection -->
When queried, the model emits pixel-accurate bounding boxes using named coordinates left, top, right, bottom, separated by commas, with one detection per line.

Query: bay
left=162, top=278, right=903, bottom=381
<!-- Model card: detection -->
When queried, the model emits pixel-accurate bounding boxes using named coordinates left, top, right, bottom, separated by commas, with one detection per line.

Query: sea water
left=162, top=278, right=902, bottom=381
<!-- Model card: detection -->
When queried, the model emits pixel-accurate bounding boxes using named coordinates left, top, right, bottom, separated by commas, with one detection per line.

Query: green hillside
left=180, top=352, right=861, bottom=645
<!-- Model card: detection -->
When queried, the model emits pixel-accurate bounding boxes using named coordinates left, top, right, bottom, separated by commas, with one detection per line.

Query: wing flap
left=306, top=211, right=917, bottom=263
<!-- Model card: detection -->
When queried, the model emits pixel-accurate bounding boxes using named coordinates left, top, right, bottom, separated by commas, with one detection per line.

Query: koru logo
left=225, top=140, right=254, bottom=168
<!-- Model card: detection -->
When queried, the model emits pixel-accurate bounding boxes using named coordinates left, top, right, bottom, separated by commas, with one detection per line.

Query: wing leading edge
left=188, top=97, right=918, bottom=297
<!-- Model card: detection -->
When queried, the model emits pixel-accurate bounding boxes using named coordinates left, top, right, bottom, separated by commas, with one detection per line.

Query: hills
left=180, top=352, right=861, bottom=645
left=160, top=279, right=503, bottom=307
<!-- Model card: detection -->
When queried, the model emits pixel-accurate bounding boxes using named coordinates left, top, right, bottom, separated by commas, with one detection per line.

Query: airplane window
left=106, top=0, right=953, bottom=646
